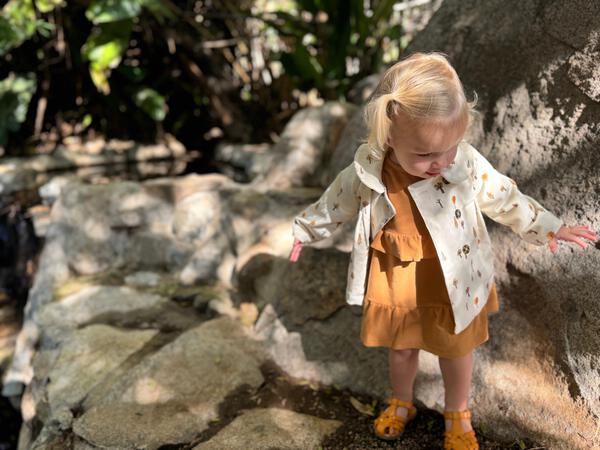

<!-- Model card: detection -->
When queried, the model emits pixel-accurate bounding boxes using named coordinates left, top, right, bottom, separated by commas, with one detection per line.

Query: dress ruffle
left=360, top=283, right=499, bottom=358
left=370, top=230, right=437, bottom=262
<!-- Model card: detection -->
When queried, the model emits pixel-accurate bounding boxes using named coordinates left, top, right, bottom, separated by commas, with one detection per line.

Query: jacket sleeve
left=473, top=148, right=563, bottom=246
left=292, top=162, right=362, bottom=244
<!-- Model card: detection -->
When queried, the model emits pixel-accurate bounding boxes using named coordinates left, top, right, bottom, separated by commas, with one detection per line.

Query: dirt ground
left=185, top=359, right=545, bottom=450
left=0, top=359, right=546, bottom=450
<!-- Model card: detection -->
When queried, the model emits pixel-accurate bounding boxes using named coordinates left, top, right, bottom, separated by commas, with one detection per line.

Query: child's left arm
left=472, top=149, right=597, bottom=253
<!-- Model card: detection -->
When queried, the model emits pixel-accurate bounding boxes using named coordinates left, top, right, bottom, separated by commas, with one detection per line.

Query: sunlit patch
left=134, top=377, right=172, bottom=404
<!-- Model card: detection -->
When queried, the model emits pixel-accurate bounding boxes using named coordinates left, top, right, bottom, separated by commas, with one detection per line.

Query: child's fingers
left=562, top=234, right=588, bottom=249
left=290, top=247, right=299, bottom=261
left=549, top=238, right=558, bottom=254
left=289, top=241, right=303, bottom=262
left=577, top=230, right=597, bottom=241
left=570, top=226, right=597, bottom=240
left=565, top=228, right=597, bottom=243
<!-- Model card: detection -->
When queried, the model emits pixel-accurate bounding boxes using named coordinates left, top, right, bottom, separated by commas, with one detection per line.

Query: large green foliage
left=0, top=0, right=55, bottom=56
left=260, top=0, right=402, bottom=94
left=0, top=0, right=424, bottom=149
left=0, top=73, right=37, bottom=146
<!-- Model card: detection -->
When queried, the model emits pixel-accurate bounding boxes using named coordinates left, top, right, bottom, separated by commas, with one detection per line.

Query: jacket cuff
left=292, top=219, right=313, bottom=244
left=543, top=213, right=564, bottom=240
left=524, top=211, right=563, bottom=246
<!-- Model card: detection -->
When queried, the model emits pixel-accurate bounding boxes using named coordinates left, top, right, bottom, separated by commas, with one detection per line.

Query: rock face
left=0, top=136, right=187, bottom=196
left=306, top=2, right=600, bottom=448
left=404, top=2, right=600, bottom=449
left=251, top=102, right=357, bottom=190
left=191, top=407, right=341, bottom=450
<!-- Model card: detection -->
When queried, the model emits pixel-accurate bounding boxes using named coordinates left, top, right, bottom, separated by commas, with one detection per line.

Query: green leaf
left=81, top=22, right=131, bottom=67
left=350, top=0, right=368, bottom=42
left=0, top=17, right=20, bottom=56
left=0, top=73, right=37, bottom=145
left=35, top=0, right=64, bottom=14
left=82, top=21, right=132, bottom=93
left=280, top=45, right=322, bottom=84
left=89, top=62, right=110, bottom=94
left=133, top=88, right=166, bottom=121
left=86, top=0, right=142, bottom=24
left=139, top=0, right=176, bottom=24
left=0, top=0, right=38, bottom=55
left=81, top=114, right=93, bottom=129
left=371, top=0, right=396, bottom=25
left=295, top=0, right=320, bottom=14
left=117, top=65, right=147, bottom=82
left=384, top=24, right=403, bottom=40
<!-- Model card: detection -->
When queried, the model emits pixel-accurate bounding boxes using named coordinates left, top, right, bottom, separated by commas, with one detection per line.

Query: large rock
left=238, top=248, right=349, bottom=325
left=192, top=407, right=341, bottom=450
left=36, top=325, right=158, bottom=416
left=71, top=317, right=267, bottom=450
left=0, top=136, right=186, bottom=195
left=251, top=102, right=357, bottom=190
left=399, top=1, right=600, bottom=448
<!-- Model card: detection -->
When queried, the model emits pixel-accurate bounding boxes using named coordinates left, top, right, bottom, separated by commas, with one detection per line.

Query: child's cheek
left=415, top=161, right=429, bottom=172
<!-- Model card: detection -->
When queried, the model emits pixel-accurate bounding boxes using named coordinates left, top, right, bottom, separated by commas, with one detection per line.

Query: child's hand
left=289, top=239, right=303, bottom=262
left=549, top=225, right=597, bottom=254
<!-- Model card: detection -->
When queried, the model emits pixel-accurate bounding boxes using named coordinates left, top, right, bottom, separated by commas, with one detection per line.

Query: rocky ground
left=2, top=266, right=544, bottom=449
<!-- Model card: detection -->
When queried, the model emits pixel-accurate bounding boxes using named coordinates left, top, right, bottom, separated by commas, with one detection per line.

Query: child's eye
left=419, top=153, right=433, bottom=157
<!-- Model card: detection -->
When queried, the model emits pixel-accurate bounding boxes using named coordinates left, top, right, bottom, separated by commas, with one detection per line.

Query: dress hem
left=360, top=335, right=490, bottom=359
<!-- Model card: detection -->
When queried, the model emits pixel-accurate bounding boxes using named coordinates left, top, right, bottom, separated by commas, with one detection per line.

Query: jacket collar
left=353, top=140, right=471, bottom=193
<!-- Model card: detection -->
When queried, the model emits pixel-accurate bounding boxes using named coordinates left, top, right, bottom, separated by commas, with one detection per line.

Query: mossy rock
left=52, top=270, right=124, bottom=302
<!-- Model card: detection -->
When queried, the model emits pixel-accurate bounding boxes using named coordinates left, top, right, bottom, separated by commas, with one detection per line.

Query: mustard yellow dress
left=360, top=151, right=500, bottom=358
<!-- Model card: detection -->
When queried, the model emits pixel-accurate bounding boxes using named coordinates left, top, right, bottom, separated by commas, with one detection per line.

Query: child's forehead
left=390, top=114, right=466, bottom=150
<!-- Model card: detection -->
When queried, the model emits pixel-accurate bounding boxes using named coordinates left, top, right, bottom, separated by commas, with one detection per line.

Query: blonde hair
left=363, top=52, right=478, bottom=159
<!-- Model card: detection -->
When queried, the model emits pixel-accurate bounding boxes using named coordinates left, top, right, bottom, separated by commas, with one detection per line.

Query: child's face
left=386, top=112, right=466, bottom=179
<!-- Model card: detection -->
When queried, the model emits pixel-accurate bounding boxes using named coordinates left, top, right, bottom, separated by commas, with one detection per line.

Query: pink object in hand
left=289, top=239, right=303, bottom=262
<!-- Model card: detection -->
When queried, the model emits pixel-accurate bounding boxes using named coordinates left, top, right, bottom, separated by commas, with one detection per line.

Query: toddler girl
left=288, top=52, right=596, bottom=449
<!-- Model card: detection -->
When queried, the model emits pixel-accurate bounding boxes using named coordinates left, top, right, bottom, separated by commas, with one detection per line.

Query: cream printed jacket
left=292, top=141, right=563, bottom=334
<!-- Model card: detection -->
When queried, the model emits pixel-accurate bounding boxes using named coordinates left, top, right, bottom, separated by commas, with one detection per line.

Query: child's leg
left=438, top=351, right=474, bottom=432
left=389, top=348, right=420, bottom=417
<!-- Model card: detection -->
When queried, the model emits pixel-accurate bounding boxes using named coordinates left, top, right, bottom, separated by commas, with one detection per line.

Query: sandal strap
left=387, top=397, right=414, bottom=409
left=444, top=429, right=479, bottom=449
left=443, top=409, right=472, bottom=420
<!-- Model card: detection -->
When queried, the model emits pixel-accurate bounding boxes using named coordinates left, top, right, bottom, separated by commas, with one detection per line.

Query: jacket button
left=463, top=244, right=470, bottom=255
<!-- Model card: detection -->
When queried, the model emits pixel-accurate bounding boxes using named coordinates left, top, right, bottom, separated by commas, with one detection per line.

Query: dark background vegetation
left=0, top=0, right=429, bottom=158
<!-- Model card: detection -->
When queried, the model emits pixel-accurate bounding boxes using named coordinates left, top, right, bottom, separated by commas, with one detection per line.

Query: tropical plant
left=0, top=0, right=437, bottom=153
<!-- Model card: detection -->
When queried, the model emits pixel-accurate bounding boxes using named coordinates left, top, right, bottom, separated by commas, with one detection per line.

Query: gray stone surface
left=38, top=286, right=170, bottom=329
left=252, top=102, right=357, bottom=190
left=238, top=248, right=349, bottom=325
left=42, top=325, right=158, bottom=412
left=72, top=317, right=267, bottom=450
left=192, top=407, right=342, bottom=450
left=253, top=304, right=349, bottom=386
left=124, top=271, right=161, bottom=287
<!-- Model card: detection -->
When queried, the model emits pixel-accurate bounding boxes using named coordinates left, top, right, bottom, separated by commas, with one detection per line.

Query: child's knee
left=390, top=347, right=419, bottom=361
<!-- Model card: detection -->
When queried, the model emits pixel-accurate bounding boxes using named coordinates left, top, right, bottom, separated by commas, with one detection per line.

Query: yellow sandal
left=443, top=409, right=479, bottom=450
left=373, top=397, right=417, bottom=440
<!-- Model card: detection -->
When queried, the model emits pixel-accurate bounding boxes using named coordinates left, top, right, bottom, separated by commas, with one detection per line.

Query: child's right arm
left=289, top=162, right=362, bottom=261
